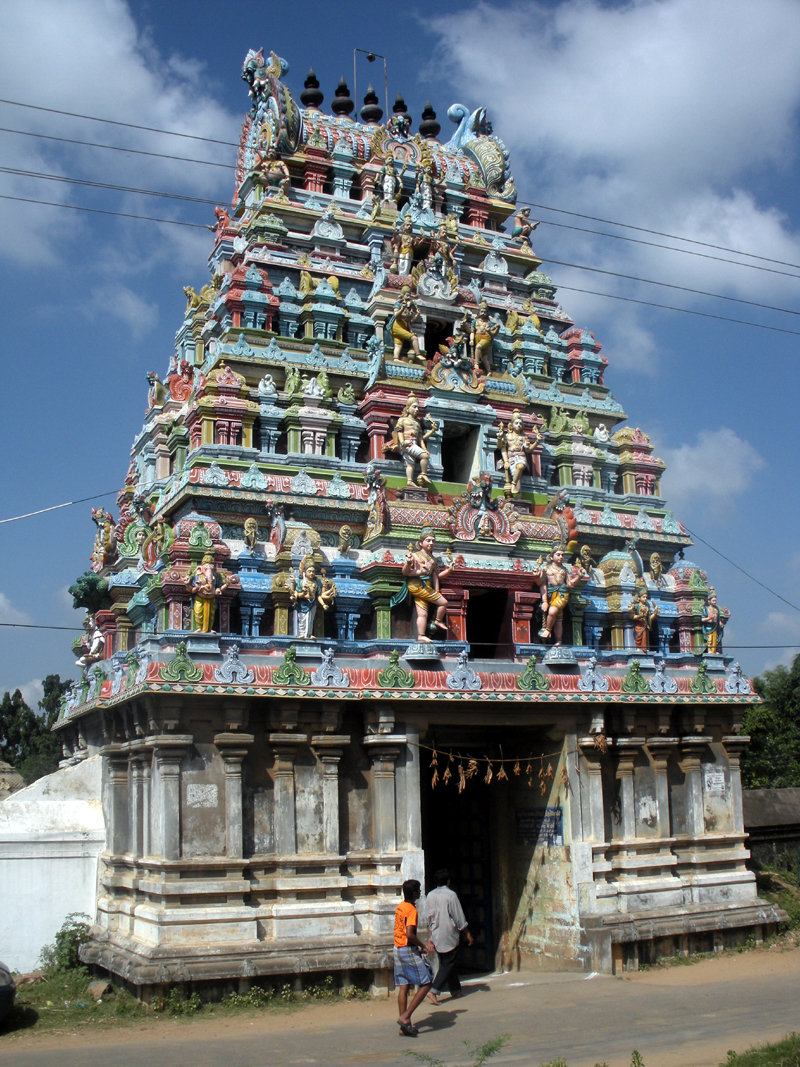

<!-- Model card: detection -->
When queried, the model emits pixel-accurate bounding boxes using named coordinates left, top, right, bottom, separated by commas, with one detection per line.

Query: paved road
left=2, top=950, right=799, bottom=1067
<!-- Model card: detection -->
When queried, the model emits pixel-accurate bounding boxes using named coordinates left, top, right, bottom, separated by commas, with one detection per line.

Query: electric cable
left=554, top=283, right=800, bottom=336
left=545, top=256, right=800, bottom=317
left=0, top=165, right=221, bottom=206
left=536, top=218, right=800, bottom=281
left=0, top=193, right=209, bottom=229
left=0, top=491, right=118, bottom=525
left=1, top=96, right=798, bottom=276
left=0, top=97, right=239, bottom=147
left=684, top=526, right=800, bottom=614
left=5, top=176, right=800, bottom=328
left=0, top=125, right=233, bottom=169
left=517, top=198, right=800, bottom=272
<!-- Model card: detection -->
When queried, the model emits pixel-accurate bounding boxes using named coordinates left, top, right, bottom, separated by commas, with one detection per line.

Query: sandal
left=398, top=1020, right=418, bottom=1037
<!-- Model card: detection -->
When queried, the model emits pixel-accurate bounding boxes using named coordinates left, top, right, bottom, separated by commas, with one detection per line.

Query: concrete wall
left=0, top=757, right=105, bottom=973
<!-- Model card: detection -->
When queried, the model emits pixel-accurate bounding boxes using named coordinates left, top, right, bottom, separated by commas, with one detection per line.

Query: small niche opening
left=441, top=422, right=479, bottom=485
left=466, top=588, right=511, bottom=659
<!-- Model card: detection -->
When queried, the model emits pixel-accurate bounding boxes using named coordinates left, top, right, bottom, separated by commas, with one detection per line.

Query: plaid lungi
left=393, top=946, right=433, bottom=987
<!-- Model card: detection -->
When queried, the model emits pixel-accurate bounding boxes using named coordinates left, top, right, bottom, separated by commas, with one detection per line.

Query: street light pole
left=353, top=48, right=388, bottom=121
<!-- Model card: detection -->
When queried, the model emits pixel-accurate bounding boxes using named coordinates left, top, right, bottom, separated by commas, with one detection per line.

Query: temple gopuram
left=56, top=50, right=782, bottom=995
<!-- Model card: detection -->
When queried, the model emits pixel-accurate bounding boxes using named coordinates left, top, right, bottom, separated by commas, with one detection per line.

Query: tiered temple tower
left=57, top=49, right=781, bottom=994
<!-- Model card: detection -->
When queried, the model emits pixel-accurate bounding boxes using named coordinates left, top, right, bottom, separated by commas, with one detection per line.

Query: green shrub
left=39, top=913, right=91, bottom=974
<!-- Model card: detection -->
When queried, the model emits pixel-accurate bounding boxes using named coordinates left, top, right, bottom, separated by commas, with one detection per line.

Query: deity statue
left=533, top=545, right=587, bottom=645
left=256, top=141, right=290, bottom=201
left=511, top=207, right=539, bottom=252
left=184, top=552, right=230, bottom=633
left=473, top=300, right=501, bottom=374
left=376, top=149, right=406, bottom=206
left=337, top=524, right=353, bottom=557
left=387, top=286, right=424, bottom=363
left=146, top=371, right=167, bottom=409
left=496, top=409, right=542, bottom=496
left=702, top=593, right=730, bottom=654
left=76, top=614, right=105, bottom=667
left=289, top=555, right=335, bottom=639
left=628, top=589, right=659, bottom=651
left=431, top=222, right=458, bottom=273
left=649, top=552, right=664, bottom=586
left=390, top=217, right=422, bottom=276
left=91, top=507, right=118, bottom=569
left=392, top=530, right=454, bottom=643
left=365, top=465, right=388, bottom=539
left=415, top=157, right=442, bottom=212
left=243, top=517, right=259, bottom=552
left=385, top=394, right=438, bottom=488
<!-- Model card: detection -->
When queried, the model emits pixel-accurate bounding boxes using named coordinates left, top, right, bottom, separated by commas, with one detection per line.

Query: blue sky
left=1, top=0, right=799, bottom=705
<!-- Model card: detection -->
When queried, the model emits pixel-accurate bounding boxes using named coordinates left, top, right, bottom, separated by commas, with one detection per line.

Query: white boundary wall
left=0, top=756, right=105, bottom=972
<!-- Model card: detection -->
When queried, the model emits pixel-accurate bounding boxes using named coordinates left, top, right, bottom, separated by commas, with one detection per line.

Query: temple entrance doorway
left=420, top=724, right=555, bottom=975
left=422, top=766, right=494, bottom=971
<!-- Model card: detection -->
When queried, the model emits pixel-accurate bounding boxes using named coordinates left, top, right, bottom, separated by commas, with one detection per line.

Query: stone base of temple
left=582, top=898, right=786, bottom=974
left=80, top=928, right=395, bottom=1000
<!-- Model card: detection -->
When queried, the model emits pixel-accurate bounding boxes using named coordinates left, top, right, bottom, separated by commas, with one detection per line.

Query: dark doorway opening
left=422, top=774, right=494, bottom=971
left=441, top=423, right=479, bottom=485
left=424, top=318, right=452, bottom=362
left=466, top=587, right=510, bottom=659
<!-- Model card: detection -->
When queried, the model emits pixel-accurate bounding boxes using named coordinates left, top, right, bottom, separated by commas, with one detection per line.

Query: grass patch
left=2, top=971, right=371, bottom=1038
left=723, top=1032, right=800, bottom=1066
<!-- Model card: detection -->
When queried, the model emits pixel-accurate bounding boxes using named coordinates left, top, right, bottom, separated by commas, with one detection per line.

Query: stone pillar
left=129, top=750, right=146, bottom=858
left=616, top=739, right=644, bottom=841
left=269, top=733, right=307, bottom=856
left=141, top=755, right=151, bottom=858
left=722, top=735, right=750, bottom=834
left=512, top=590, right=538, bottom=645
left=363, top=736, right=404, bottom=853
left=647, top=738, right=679, bottom=839
left=312, top=735, right=350, bottom=855
left=579, top=738, right=607, bottom=843
left=148, top=735, right=192, bottom=860
left=442, top=587, right=468, bottom=642
left=680, top=737, right=711, bottom=839
left=102, top=745, right=129, bottom=857
left=215, top=732, right=255, bottom=859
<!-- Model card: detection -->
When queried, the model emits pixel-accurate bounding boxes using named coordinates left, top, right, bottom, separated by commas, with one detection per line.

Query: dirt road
left=2, top=947, right=799, bottom=1067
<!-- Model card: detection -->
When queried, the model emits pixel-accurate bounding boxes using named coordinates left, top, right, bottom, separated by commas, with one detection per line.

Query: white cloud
left=0, top=593, right=32, bottom=626
left=657, top=427, right=765, bottom=511
left=758, top=611, right=800, bottom=671
left=88, top=283, right=159, bottom=338
left=19, top=679, right=44, bottom=709
left=0, top=0, right=239, bottom=266
left=427, top=0, right=800, bottom=363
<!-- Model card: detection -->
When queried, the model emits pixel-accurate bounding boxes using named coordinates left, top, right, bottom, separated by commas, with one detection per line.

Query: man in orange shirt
left=393, top=879, right=432, bottom=1037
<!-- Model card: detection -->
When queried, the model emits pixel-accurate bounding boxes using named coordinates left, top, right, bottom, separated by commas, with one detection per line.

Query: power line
left=0, top=165, right=220, bottom=206
left=546, top=256, right=800, bottom=318
left=685, top=527, right=800, bottom=615
left=519, top=198, right=800, bottom=272
left=2, top=188, right=798, bottom=339
left=0, top=126, right=233, bottom=169
left=0, top=95, right=797, bottom=278
left=0, top=97, right=239, bottom=147
left=535, top=216, right=800, bottom=281
left=0, top=491, right=118, bottom=525
left=0, top=621, right=795, bottom=651
left=6, top=170, right=800, bottom=324
left=0, top=193, right=209, bottom=229
left=555, top=283, right=800, bottom=337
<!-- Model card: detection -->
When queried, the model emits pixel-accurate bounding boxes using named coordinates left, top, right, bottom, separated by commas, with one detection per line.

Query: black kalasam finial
left=360, top=84, right=383, bottom=124
left=300, top=68, right=323, bottom=109
left=331, top=76, right=355, bottom=117
left=419, top=100, right=441, bottom=140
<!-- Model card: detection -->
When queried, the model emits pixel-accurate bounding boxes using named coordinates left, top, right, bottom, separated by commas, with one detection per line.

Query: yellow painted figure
left=394, top=531, right=453, bottom=643
left=186, top=552, right=229, bottom=633
left=533, top=546, right=585, bottom=646
left=389, top=287, right=424, bottom=363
